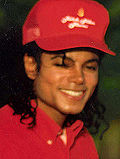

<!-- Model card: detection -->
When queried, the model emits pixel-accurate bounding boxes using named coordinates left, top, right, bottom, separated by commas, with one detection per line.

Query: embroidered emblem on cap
left=77, top=8, right=84, bottom=17
left=61, top=8, right=95, bottom=29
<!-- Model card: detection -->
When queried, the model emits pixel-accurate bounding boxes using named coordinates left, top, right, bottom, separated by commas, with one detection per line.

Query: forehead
left=42, top=50, right=99, bottom=61
left=65, top=50, right=99, bottom=60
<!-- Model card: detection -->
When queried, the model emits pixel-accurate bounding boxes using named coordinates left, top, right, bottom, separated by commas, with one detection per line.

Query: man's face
left=34, top=50, right=99, bottom=120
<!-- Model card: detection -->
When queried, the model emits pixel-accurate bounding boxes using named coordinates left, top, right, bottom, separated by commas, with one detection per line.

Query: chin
left=59, top=105, right=85, bottom=115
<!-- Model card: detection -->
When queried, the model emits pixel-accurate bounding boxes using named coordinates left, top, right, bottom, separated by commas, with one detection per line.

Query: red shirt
left=0, top=103, right=99, bottom=159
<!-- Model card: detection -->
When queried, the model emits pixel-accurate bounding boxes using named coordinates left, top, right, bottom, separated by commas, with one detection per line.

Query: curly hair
left=8, top=40, right=108, bottom=139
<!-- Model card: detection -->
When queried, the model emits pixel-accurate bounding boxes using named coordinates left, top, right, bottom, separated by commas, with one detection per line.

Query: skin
left=24, top=50, right=99, bottom=127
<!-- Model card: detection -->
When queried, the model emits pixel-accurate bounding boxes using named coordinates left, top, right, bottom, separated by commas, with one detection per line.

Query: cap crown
left=23, top=0, right=115, bottom=55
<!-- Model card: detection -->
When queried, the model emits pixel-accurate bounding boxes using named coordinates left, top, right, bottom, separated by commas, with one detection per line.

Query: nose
left=68, top=67, right=84, bottom=85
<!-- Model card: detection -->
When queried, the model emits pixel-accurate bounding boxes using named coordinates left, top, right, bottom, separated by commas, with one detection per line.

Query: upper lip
left=59, top=88, right=86, bottom=92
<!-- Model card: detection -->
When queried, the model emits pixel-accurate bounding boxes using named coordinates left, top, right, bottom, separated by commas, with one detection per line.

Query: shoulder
left=0, top=105, right=14, bottom=125
left=78, top=127, right=96, bottom=144
left=0, top=105, right=15, bottom=149
left=0, top=105, right=14, bottom=123
left=72, top=124, right=96, bottom=146
left=0, top=105, right=20, bottom=134
left=71, top=126, right=99, bottom=159
left=0, top=106, right=29, bottom=158
left=0, top=105, right=14, bottom=117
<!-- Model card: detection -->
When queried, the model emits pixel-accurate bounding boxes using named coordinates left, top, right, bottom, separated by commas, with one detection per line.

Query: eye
left=84, top=63, right=98, bottom=72
left=64, top=58, right=74, bottom=67
left=54, top=57, right=74, bottom=68
left=54, top=63, right=69, bottom=68
left=86, top=66, right=97, bottom=70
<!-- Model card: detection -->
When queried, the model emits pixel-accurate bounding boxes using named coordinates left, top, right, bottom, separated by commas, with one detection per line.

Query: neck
left=36, top=98, right=67, bottom=128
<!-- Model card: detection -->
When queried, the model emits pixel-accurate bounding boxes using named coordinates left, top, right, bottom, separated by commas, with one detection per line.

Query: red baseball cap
left=23, top=0, right=116, bottom=56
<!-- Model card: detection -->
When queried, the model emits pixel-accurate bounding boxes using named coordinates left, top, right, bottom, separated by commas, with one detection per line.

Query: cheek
left=41, top=70, right=64, bottom=86
left=85, top=73, right=98, bottom=98
left=35, top=67, right=67, bottom=92
left=85, top=73, right=98, bottom=88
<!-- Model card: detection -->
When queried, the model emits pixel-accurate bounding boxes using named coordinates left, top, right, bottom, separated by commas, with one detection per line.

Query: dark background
left=0, top=0, right=120, bottom=121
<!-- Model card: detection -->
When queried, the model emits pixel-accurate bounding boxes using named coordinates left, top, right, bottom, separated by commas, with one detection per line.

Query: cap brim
left=36, top=34, right=116, bottom=56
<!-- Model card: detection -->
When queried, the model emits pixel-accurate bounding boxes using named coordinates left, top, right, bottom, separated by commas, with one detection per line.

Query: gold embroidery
left=77, top=8, right=84, bottom=17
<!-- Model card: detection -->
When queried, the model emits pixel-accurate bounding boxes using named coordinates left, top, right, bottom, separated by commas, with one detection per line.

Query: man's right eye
left=54, top=63, right=69, bottom=68
left=53, top=56, right=74, bottom=68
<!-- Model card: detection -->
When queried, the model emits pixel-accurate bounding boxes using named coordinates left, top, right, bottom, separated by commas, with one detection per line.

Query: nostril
left=68, top=71, right=84, bottom=84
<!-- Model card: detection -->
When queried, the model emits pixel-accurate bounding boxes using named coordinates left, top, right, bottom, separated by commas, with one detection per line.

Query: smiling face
left=33, top=50, right=99, bottom=123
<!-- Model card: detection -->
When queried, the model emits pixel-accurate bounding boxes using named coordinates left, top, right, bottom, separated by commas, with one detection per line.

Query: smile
left=60, top=89, right=85, bottom=97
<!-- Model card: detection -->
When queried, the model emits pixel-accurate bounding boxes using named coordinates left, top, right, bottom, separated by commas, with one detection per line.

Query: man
left=0, top=0, right=115, bottom=158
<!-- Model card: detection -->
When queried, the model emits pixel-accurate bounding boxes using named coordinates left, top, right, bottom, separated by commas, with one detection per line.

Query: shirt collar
left=31, top=100, right=84, bottom=143
left=67, top=120, right=83, bottom=136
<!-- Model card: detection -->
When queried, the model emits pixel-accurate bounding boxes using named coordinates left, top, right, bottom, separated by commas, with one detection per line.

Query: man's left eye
left=86, top=66, right=97, bottom=70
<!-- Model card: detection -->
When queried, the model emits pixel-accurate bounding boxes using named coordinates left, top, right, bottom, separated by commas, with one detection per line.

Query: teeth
left=61, top=89, right=83, bottom=97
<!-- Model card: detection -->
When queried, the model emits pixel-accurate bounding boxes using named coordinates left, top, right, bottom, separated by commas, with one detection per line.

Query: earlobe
left=24, top=53, right=38, bottom=80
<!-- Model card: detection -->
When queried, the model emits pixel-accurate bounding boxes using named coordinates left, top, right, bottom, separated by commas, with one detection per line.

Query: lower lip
left=60, top=90, right=86, bottom=101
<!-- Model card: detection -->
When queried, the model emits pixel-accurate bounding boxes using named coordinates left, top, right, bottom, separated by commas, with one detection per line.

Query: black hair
left=8, top=40, right=107, bottom=139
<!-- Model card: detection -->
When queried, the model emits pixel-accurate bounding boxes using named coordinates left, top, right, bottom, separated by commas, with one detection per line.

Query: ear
left=24, top=53, right=38, bottom=80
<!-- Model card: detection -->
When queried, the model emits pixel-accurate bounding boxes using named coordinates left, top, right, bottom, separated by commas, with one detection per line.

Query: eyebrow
left=85, top=58, right=99, bottom=64
left=51, top=55, right=64, bottom=60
